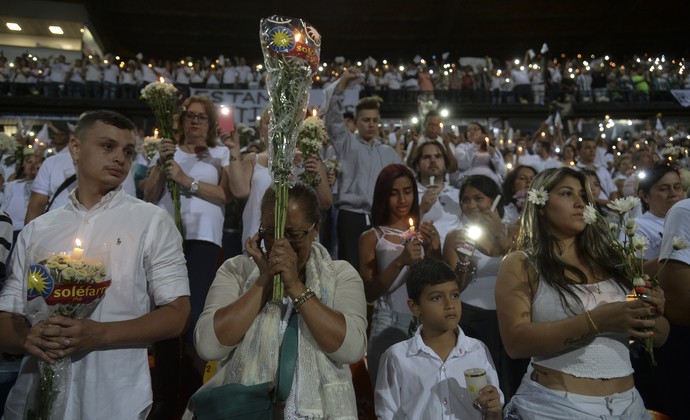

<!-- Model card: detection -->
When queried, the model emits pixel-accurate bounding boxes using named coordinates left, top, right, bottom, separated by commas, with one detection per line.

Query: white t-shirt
left=31, top=148, right=76, bottom=211
left=375, top=326, right=503, bottom=420
left=518, top=154, right=563, bottom=173
left=151, top=146, right=230, bottom=246
left=32, top=149, right=137, bottom=212
left=633, top=211, right=665, bottom=260
left=1, top=180, right=32, bottom=230
left=0, top=187, right=190, bottom=419
left=659, top=199, right=690, bottom=264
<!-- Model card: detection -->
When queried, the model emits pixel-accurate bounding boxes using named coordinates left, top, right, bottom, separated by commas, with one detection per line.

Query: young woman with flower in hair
left=497, top=167, right=669, bottom=419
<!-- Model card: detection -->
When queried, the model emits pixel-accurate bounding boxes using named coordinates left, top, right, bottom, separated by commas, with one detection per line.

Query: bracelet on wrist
left=455, top=260, right=475, bottom=275
left=229, top=154, right=241, bottom=161
left=293, top=288, right=316, bottom=311
left=585, top=310, right=600, bottom=335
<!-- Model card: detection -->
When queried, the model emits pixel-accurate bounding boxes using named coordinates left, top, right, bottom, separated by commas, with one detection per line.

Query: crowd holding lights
left=1, top=49, right=688, bottom=103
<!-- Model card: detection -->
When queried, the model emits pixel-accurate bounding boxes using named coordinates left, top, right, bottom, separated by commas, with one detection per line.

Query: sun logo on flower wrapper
left=268, top=26, right=295, bottom=53
left=27, top=264, right=54, bottom=301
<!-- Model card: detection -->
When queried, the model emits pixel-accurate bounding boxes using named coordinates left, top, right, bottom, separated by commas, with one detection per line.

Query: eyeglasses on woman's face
left=258, top=222, right=316, bottom=244
left=185, top=112, right=209, bottom=124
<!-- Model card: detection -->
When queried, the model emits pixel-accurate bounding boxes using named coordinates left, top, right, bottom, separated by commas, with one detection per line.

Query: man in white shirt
left=405, top=110, right=458, bottom=173
left=412, top=142, right=461, bottom=245
left=518, top=140, right=562, bottom=173
left=0, top=110, right=190, bottom=419
left=575, top=138, right=618, bottom=201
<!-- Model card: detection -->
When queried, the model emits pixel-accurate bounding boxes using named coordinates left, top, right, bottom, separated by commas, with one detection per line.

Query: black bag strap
left=275, top=313, right=299, bottom=403
left=44, top=174, right=77, bottom=213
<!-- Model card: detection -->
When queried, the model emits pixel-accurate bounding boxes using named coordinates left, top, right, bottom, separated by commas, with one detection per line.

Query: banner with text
left=189, top=88, right=361, bottom=125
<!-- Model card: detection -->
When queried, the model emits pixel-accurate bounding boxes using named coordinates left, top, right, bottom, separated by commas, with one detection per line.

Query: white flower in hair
left=527, top=186, right=548, bottom=206
left=672, top=236, right=689, bottom=251
left=609, top=222, right=619, bottom=233
left=583, top=205, right=598, bottom=225
left=632, top=235, right=649, bottom=253
left=607, top=196, right=640, bottom=215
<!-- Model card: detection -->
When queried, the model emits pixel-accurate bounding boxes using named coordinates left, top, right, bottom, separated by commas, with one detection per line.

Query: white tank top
left=372, top=226, right=412, bottom=314
left=531, top=277, right=633, bottom=379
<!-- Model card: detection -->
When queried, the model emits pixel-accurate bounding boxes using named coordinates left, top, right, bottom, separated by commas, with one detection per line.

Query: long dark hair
left=502, top=165, right=537, bottom=207
left=371, top=164, right=420, bottom=227
left=459, top=175, right=505, bottom=219
left=514, top=167, right=629, bottom=313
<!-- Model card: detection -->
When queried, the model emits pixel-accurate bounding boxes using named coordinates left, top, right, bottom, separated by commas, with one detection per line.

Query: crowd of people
left=0, top=65, right=688, bottom=419
left=1, top=50, right=688, bottom=105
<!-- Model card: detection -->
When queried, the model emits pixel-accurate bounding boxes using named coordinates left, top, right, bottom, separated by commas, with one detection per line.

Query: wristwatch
left=189, top=179, right=199, bottom=193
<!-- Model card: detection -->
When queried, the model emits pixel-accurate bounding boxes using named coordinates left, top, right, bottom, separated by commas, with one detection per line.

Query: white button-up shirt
left=0, top=186, right=190, bottom=419
left=375, top=326, right=503, bottom=420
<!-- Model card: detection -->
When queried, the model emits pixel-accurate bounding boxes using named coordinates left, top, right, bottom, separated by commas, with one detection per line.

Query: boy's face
left=69, top=121, right=135, bottom=193
left=408, top=280, right=461, bottom=332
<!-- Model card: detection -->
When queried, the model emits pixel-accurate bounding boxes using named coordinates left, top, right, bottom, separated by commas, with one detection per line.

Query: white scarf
left=218, top=242, right=356, bottom=419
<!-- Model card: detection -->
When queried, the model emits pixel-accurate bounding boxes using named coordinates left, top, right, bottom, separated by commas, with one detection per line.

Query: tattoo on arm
left=563, top=334, right=589, bottom=347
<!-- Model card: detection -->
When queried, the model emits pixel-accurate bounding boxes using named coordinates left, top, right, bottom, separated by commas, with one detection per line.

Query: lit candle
left=72, top=239, right=84, bottom=259
left=153, top=128, right=159, bottom=138
left=159, top=76, right=165, bottom=83
left=408, top=218, right=415, bottom=233
left=312, top=109, right=317, bottom=117
left=485, top=137, right=490, bottom=149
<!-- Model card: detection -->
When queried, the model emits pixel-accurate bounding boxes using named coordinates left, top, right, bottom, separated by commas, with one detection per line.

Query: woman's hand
left=245, top=233, right=270, bottom=274
left=418, top=221, right=441, bottom=254
left=476, top=209, right=504, bottom=239
left=220, top=130, right=241, bottom=159
left=268, top=239, right=301, bottom=293
left=636, top=285, right=665, bottom=318
left=158, top=138, right=176, bottom=163
left=304, top=155, right=326, bottom=182
left=590, top=299, right=660, bottom=340
left=165, top=160, right=189, bottom=186
left=396, top=238, right=423, bottom=267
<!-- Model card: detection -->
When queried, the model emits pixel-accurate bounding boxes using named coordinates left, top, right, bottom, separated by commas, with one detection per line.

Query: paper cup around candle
left=464, top=368, right=488, bottom=400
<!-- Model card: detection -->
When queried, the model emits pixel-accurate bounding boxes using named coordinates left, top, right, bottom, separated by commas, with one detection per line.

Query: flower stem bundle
left=260, top=15, right=321, bottom=301
left=141, top=81, right=183, bottom=235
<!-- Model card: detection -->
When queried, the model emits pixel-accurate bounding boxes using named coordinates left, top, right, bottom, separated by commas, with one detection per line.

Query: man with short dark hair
left=0, top=110, right=190, bottom=418
left=575, top=138, right=618, bottom=201
left=412, top=142, right=461, bottom=245
left=325, top=70, right=401, bottom=269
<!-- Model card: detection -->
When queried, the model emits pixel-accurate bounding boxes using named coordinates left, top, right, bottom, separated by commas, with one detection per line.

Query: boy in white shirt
left=375, top=258, right=502, bottom=419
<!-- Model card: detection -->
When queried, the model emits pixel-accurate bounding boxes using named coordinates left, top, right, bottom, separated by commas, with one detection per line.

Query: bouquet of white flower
left=260, top=15, right=321, bottom=301
left=141, top=81, right=183, bottom=235
left=584, top=197, right=689, bottom=365
left=139, top=136, right=162, bottom=162
left=297, top=116, right=328, bottom=187
left=25, top=242, right=111, bottom=420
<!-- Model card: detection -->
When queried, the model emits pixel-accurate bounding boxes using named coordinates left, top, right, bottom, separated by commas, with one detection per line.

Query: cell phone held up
left=218, top=105, right=235, bottom=133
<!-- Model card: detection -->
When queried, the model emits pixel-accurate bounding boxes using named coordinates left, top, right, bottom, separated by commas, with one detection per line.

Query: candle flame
left=75, top=239, right=82, bottom=247
left=159, top=77, right=164, bottom=83
left=312, top=109, right=317, bottom=117
left=409, top=218, right=414, bottom=227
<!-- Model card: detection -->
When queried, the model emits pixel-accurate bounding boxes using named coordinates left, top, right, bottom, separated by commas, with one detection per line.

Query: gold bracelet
left=293, top=288, right=316, bottom=311
left=585, top=310, right=600, bottom=335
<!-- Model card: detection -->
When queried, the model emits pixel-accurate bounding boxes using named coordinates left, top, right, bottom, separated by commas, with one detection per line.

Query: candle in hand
left=72, top=239, right=84, bottom=259
left=409, top=218, right=415, bottom=233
